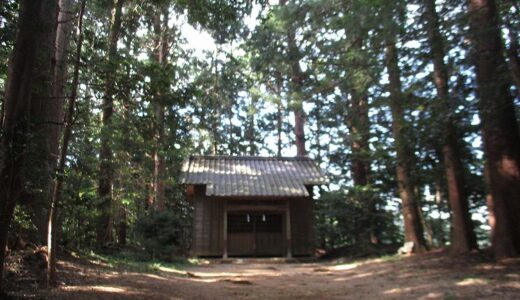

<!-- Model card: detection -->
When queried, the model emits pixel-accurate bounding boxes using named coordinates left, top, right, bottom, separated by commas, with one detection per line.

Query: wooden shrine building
left=181, top=155, right=327, bottom=258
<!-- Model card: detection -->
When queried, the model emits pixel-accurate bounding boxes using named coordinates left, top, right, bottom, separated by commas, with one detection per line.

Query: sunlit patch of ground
left=456, top=277, right=489, bottom=286
left=62, top=285, right=127, bottom=293
left=34, top=251, right=520, bottom=299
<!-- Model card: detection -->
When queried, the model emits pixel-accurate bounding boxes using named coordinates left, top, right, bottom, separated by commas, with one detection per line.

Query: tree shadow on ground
left=32, top=250, right=520, bottom=300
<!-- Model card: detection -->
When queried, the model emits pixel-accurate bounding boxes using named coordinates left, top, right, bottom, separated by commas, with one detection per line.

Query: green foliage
left=134, top=211, right=185, bottom=261
left=78, top=248, right=195, bottom=274
left=177, top=0, right=260, bottom=43
left=316, top=187, right=401, bottom=250
left=0, top=0, right=17, bottom=106
left=0, top=0, right=503, bottom=264
left=8, top=206, right=38, bottom=248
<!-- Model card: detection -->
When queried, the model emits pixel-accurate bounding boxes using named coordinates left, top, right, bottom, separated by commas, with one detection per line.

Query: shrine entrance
left=227, top=212, right=285, bottom=257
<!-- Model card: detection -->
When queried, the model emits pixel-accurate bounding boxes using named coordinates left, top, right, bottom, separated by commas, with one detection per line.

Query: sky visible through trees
left=183, top=4, right=482, bottom=156
left=178, top=2, right=486, bottom=229
left=0, top=0, right=519, bottom=293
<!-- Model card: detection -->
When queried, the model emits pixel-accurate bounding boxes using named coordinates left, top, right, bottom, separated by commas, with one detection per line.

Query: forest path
left=47, top=251, right=519, bottom=299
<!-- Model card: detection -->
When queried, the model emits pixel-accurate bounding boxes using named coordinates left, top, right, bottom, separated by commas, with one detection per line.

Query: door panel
left=227, top=212, right=284, bottom=256
left=255, top=214, right=284, bottom=256
left=228, top=214, right=255, bottom=255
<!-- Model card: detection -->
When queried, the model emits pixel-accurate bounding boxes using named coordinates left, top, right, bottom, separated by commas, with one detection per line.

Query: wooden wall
left=191, top=185, right=223, bottom=256
left=190, top=184, right=316, bottom=257
left=289, top=197, right=316, bottom=256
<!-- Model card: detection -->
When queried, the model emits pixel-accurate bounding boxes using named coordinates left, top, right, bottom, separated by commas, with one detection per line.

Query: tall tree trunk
left=146, top=182, right=154, bottom=211
left=228, top=112, right=234, bottom=155
left=47, top=0, right=86, bottom=286
left=97, top=0, right=124, bottom=247
left=416, top=193, right=434, bottom=247
left=0, top=0, right=58, bottom=293
left=346, top=88, right=377, bottom=244
left=152, top=102, right=166, bottom=212
left=434, top=179, right=447, bottom=246
left=344, top=43, right=379, bottom=245
left=287, top=33, right=306, bottom=157
left=20, top=0, right=61, bottom=245
left=246, top=96, right=257, bottom=155
left=506, top=29, right=520, bottom=93
left=351, top=94, right=379, bottom=245
left=385, top=36, right=428, bottom=253
left=50, top=0, right=73, bottom=170
left=151, top=9, right=169, bottom=213
left=423, top=0, right=477, bottom=253
left=502, top=0, right=520, bottom=93
left=314, top=96, right=322, bottom=165
left=275, top=71, right=284, bottom=157
left=210, top=52, right=220, bottom=155
left=280, top=0, right=306, bottom=156
left=116, top=204, right=127, bottom=246
left=484, top=161, right=496, bottom=242
left=348, top=94, right=370, bottom=188
left=469, top=0, right=520, bottom=258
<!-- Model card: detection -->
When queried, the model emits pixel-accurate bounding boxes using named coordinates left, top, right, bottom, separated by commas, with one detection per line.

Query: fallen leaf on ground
left=223, top=279, right=253, bottom=285
left=186, top=271, right=201, bottom=278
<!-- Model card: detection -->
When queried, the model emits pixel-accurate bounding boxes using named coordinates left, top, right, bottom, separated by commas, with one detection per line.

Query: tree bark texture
left=17, top=0, right=61, bottom=245
left=210, top=53, right=220, bottom=155
left=227, top=112, right=235, bottom=155
left=434, top=179, right=447, bottom=246
left=47, top=0, right=85, bottom=286
left=97, top=0, right=124, bottom=247
left=484, top=161, right=496, bottom=242
left=469, top=0, right=520, bottom=258
left=116, top=203, right=127, bottom=246
left=502, top=0, right=520, bottom=93
left=50, top=0, right=73, bottom=170
left=280, top=0, right=306, bottom=156
left=314, top=96, right=323, bottom=165
left=507, top=29, right=520, bottom=93
left=151, top=9, right=169, bottom=213
left=287, top=32, right=306, bottom=157
left=423, top=0, right=477, bottom=253
left=276, top=71, right=284, bottom=157
left=247, top=96, right=257, bottom=155
left=0, top=0, right=57, bottom=292
left=385, top=36, right=428, bottom=253
left=344, top=33, right=378, bottom=245
left=347, top=93, right=370, bottom=187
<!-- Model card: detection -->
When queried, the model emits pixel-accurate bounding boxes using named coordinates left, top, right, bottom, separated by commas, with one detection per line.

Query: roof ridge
left=181, top=155, right=328, bottom=196
left=189, top=155, right=312, bottom=161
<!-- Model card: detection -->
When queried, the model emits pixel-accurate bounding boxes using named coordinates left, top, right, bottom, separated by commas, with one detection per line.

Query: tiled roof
left=180, top=156, right=327, bottom=197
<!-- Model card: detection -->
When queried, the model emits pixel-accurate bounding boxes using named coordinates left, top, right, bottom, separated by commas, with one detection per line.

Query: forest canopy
left=0, top=0, right=519, bottom=292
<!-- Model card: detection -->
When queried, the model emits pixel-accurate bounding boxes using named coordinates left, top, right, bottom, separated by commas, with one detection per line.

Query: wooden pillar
left=286, top=200, right=292, bottom=258
left=223, top=199, right=228, bottom=259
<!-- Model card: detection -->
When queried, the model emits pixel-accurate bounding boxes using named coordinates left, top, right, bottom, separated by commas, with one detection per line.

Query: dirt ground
left=8, top=250, right=520, bottom=299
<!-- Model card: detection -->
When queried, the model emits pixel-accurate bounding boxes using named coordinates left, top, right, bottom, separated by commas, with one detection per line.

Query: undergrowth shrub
left=134, top=211, right=183, bottom=261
